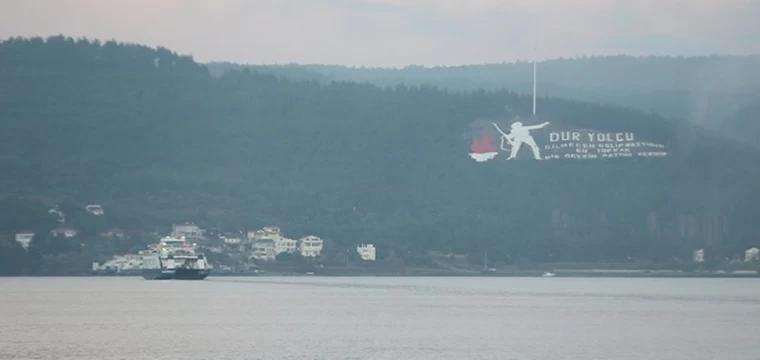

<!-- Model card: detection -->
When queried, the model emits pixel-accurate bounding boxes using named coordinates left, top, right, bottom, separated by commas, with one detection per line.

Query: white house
left=251, top=239, right=277, bottom=261
left=356, top=244, right=377, bottom=261
left=263, top=226, right=281, bottom=235
left=274, top=237, right=298, bottom=254
left=249, top=226, right=282, bottom=241
left=99, top=228, right=127, bottom=239
left=248, top=230, right=265, bottom=241
left=247, top=226, right=298, bottom=255
left=172, top=223, right=203, bottom=241
left=50, top=227, right=78, bottom=238
left=220, top=234, right=243, bottom=245
left=15, top=232, right=35, bottom=250
left=85, top=204, right=104, bottom=216
left=745, top=248, right=759, bottom=262
left=693, top=249, right=704, bottom=263
left=299, top=235, right=323, bottom=257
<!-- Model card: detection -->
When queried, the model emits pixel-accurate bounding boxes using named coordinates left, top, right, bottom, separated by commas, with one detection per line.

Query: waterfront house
left=356, top=244, right=376, bottom=261
left=275, top=237, right=298, bottom=254
left=693, top=249, right=704, bottom=263
left=299, top=235, right=323, bottom=257
left=251, top=239, right=277, bottom=261
left=745, top=248, right=759, bottom=262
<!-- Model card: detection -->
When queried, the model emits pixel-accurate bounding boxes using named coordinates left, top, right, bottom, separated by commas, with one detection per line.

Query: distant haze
left=0, top=0, right=758, bottom=67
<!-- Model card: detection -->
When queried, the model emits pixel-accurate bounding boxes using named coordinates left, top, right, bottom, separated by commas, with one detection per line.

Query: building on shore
left=251, top=239, right=276, bottom=261
left=248, top=226, right=301, bottom=259
left=172, top=223, right=203, bottom=241
left=99, top=228, right=127, bottom=239
left=693, top=249, right=704, bottom=263
left=15, top=232, right=34, bottom=250
left=50, top=227, right=78, bottom=238
left=245, top=226, right=326, bottom=261
left=745, top=248, right=759, bottom=262
left=220, top=234, right=243, bottom=245
left=92, top=254, right=142, bottom=272
left=299, top=236, right=323, bottom=257
left=356, top=244, right=376, bottom=261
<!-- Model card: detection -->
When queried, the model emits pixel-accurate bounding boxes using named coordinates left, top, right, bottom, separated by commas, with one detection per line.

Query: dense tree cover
left=724, top=102, right=760, bottom=146
left=209, top=56, right=760, bottom=146
left=1, top=37, right=760, bottom=274
left=0, top=195, right=159, bottom=275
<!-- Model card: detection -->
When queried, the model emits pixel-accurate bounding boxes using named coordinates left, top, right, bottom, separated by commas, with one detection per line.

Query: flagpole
left=532, top=48, right=537, bottom=116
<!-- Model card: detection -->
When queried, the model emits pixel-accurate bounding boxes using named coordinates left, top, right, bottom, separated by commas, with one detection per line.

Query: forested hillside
left=1, top=36, right=760, bottom=274
left=209, top=56, right=760, bottom=146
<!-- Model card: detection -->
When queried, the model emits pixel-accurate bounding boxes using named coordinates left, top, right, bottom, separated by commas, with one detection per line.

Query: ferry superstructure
left=140, top=236, right=210, bottom=280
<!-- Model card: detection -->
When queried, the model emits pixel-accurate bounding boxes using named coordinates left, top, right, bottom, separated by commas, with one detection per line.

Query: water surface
left=1, top=276, right=758, bottom=360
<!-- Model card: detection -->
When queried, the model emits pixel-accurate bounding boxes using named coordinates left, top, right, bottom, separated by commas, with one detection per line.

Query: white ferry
left=140, top=236, right=211, bottom=280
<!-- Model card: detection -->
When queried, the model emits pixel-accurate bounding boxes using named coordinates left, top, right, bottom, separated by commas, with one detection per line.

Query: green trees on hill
left=1, top=37, right=760, bottom=274
left=209, top=55, right=760, bottom=146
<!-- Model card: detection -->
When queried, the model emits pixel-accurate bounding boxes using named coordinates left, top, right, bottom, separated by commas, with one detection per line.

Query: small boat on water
left=541, top=272, right=556, bottom=277
left=140, top=236, right=211, bottom=280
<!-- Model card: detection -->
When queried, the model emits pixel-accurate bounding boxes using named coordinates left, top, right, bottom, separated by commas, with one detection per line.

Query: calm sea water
left=1, top=276, right=759, bottom=360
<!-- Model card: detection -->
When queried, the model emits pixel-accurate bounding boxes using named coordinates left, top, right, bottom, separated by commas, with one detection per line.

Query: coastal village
left=7, top=203, right=760, bottom=276
left=89, top=222, right=377, bottom=274
left=10, top=204, right=377, bottom=274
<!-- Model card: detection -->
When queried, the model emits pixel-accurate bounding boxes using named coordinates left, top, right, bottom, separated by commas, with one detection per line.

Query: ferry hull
left=142, top=269, right=174, bottom=280
left=141, top=269, right=209, bottom=280
left=174, top=268, right=210, bottom=280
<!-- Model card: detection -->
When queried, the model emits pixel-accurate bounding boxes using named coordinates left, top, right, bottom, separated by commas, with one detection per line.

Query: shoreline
left=209, top=270, right=760, bottom=278
left=10, top=269, right=758, bottom=279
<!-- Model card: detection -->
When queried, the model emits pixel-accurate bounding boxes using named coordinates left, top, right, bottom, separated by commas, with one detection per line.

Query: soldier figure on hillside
left=493, top=119, right=550, bottom=160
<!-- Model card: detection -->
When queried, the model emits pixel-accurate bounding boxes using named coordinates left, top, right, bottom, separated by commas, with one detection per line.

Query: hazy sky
left=1, top=0, right=758, bottom=66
